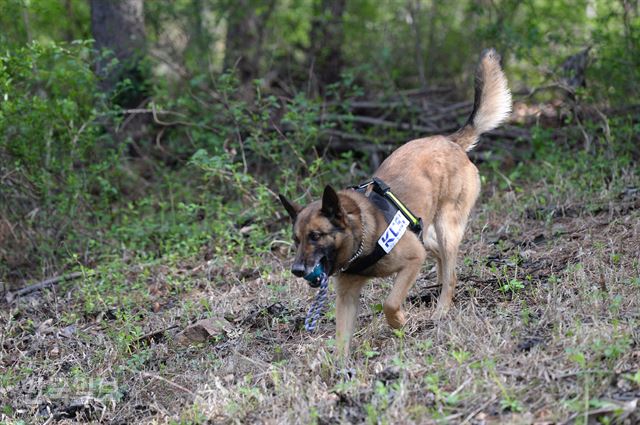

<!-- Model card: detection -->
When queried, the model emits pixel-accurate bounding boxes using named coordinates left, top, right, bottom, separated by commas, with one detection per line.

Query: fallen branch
left=120, top=106, right=216, bottom=131
left=322, top=126, right=530, bottom=155
left=460, top=395, right=498, bottom=425
left=134, top=324, right=180, bottom=348
left=322, top=129, right=396, bottom=151
left=514, top=83, right=570, bottom=98
left=321, top=111, right=530, bottom=142
left=337, top=100, right=414, bottom=110
left=121, top=107, right=188, bottom=119
left=607, top=103, right=640, bottom=115
left=6, top=271, right=85, bottom=302
left=485, top=126, right=532, bottom=140
left=397, top=86, right=455, bottom=97
left=435, top=100, right=473, bottom=114
left=417, top=100, right=473, bottom=124
left=321, top=113, right=438, bottom=133
left=125, top=366, right=200, bottom=399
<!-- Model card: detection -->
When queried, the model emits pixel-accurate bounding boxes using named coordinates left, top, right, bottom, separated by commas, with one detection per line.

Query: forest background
left=1, top=0, right=639, bottom=423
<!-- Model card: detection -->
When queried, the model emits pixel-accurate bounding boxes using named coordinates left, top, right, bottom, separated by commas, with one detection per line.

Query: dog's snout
left=291, top=263, right=306, bottom=277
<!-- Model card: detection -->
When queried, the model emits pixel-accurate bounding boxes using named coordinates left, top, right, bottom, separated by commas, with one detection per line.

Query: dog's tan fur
left=280, top=49, right=511, bottom=357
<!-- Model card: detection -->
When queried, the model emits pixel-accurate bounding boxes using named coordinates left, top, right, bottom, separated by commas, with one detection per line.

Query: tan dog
left=279, top=49, right=511, bottom=357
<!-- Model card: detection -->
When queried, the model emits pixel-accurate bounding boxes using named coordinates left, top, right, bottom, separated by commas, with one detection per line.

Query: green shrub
left=0, top=41, right=115, bottom=279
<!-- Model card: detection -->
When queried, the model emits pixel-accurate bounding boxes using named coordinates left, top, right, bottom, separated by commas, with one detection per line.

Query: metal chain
left=340, top=218, right=367, bottom=272
left=304, top=272, right=329, bottom=331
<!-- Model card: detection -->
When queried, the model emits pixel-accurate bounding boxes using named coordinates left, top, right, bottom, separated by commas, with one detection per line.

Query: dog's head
left=278, top=185, right=356, bottom=286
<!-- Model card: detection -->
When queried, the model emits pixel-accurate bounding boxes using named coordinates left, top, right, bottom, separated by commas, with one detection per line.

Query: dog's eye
left=309, top=231, right=321, bottom=241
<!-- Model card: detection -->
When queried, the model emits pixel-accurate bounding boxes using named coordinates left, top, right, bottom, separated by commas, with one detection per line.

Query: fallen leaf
left=485, top=412, right=534, bottom=424
left=36, top=318, right=54, bottom=335
left=174, top=317, right=227, bottom=345
left=59, top=324, right=77, bottom=338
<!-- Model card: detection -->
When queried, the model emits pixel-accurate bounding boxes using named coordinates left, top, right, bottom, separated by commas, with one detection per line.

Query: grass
left=1, top=141, right=639, bottom=424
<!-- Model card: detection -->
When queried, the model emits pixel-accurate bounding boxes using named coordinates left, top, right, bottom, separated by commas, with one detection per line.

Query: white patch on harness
left=378, top=210, right=410, bottom=253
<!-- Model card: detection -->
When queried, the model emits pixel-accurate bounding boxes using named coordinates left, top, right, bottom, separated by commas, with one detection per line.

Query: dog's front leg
left=384, top=253, right=425, bottom=328
left=335, top=275, right=367, bottom=358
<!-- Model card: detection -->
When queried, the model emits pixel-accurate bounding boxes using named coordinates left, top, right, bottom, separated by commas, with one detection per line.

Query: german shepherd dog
left=279, top=49, right=511, bottom=357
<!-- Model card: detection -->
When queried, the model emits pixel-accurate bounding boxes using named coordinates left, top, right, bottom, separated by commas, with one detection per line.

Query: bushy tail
left=450, top=49, right=512, bottom=152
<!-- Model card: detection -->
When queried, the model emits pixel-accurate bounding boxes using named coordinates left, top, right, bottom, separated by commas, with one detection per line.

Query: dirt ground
left=1, top=181, right=639, bottom=424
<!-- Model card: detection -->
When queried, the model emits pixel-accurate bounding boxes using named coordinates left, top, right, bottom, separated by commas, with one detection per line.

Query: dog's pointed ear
left=321, top=185, right=342, bottom=220
left=278, top=194, right=300, bottom=221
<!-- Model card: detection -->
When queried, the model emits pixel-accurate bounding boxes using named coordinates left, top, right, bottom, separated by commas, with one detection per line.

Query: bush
left=0, top=41, right=116, bottom=280
left=0, top=47, right=362, bottom=282
left=159, top=73, right=360, bottom=258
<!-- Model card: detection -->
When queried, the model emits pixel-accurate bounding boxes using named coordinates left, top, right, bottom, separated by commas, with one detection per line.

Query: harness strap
left=343, top=178, right=423, bottom=274
left=342, top=243, right=387, bottom=274
left=362, top=177, right=423, bottom=234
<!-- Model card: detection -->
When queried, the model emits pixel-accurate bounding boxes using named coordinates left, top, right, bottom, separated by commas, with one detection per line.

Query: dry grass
left=1, top=177, right=639, bottom=424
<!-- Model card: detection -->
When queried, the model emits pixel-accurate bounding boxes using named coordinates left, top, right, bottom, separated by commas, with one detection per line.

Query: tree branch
left=6, top=271, right=86, bottom=302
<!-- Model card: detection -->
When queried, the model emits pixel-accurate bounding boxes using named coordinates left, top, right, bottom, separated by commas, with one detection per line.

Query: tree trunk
left=407, top=0, right=427, bottom=90
left=308, top=0, right=347, bottom=94
left=90, top=0, right=148, bottom=107
left=223, top=0, right=276, bottom=86
left=190, top=0, right=210, bottom=71
left=64, top=0, right=75, bottom=42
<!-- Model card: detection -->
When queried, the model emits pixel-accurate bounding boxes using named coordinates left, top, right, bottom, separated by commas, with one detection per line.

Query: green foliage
left=588, top=1, right=640, bottom=102
left=0, top=40, right=117, bottom=277
left=0, top=43, right=361, bottom=281
left=0, top=0, right=638, bottom=296
left=1, top=4, right=639, bottom=425
left=0, top=0, right=90, bottom=47
left=4, top=0, right=640, bottom=106
left=499, top=277, right=525, bottom=295
left=1, top=41, right=100, bottom=188
left=162, top=73, right=358, bottom=255
left=500, top=396, right=524, bottom=413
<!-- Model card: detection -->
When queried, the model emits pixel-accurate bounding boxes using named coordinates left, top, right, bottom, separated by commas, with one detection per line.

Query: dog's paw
left=385, top=310, right=406, bottom=329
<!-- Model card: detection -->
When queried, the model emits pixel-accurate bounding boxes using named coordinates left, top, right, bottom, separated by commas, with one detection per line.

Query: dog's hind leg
left=431, top=208, right=464, bottom=320
left=335, top=274, right=367, bottom=358
left=423, top=224, right=444, bottom=288
left=383, top=248, right=426, bottom=329
left=432, top=180, right=479, bottom=319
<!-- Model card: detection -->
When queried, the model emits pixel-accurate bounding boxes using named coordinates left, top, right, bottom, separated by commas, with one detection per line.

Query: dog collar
left=342, top=178, right=423, bottom=274
left=340, top=217, right=367, bottom=272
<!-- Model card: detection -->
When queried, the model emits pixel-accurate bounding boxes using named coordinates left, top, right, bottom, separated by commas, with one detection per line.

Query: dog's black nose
left=291, top=263, right=306, bottom=277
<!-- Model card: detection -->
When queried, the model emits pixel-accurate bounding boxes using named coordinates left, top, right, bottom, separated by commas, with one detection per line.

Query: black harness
left=343, top=178, right=423, bottom=274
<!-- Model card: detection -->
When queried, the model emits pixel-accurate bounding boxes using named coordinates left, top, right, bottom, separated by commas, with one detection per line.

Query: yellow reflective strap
left=386, top=192, right=419, bottom=226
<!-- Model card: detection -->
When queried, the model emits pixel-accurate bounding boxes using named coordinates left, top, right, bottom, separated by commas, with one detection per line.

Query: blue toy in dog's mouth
left=303, top=263, right=325, bottom=287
